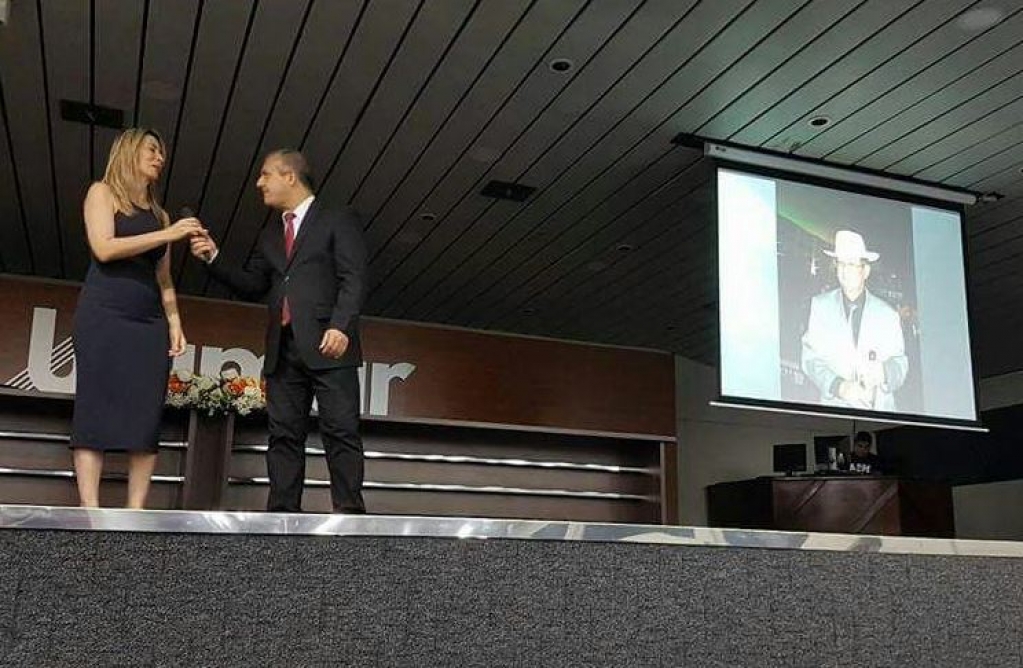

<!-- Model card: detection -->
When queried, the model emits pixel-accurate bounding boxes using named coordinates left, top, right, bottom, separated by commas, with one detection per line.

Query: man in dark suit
left=189, top=149, right=366, bottom=513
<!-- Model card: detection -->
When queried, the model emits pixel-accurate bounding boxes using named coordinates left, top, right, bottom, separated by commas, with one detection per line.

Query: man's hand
left=319, top=328, right=349, bottom=360
left=189, top=232, right=218, bottom=263
left=858, top=358, right=886, bottom=390
left=837, top=379, right=872, bottom=408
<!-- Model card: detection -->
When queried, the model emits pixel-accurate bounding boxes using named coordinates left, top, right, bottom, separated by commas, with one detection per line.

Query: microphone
left=178, top=206, right=211, bottom=262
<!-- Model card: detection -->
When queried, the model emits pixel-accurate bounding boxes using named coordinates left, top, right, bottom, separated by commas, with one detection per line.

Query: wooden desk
left=707, top=476, right=955, bottom=537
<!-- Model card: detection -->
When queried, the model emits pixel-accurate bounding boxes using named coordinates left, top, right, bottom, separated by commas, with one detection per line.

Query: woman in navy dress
left=70, top=128, right=204, bottom=508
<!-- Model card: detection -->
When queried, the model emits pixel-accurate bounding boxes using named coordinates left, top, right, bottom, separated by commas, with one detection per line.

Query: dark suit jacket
left=206, top=199, right=366, bottom=375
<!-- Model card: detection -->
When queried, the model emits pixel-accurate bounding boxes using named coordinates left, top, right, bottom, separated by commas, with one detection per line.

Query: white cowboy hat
left=823, top=230, right=879, bottom=262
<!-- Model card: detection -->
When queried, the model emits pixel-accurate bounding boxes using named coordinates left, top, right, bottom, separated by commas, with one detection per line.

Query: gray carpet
left=0, top=531, right=1021, bottom=666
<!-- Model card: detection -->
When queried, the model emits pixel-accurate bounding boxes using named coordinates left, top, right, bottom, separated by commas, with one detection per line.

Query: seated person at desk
left=842, top=431, right=883, bottom=474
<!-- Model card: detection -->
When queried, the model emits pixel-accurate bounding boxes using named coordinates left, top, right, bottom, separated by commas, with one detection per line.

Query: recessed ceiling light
left=956, top=7, right=1005, bottom=31
left=480, top=180, right=536, bottom=202
left=807, top=115, right=831, bottom=128
left=523, top=307, right=537, bottom=315
left=549, top=58, right=573, bottom=73
left=615, top=243, right=634, bottom=253
left=419, top=212, right=437, bottom=222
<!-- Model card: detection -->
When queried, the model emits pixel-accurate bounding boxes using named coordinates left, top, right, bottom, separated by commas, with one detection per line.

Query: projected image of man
left=801, top=230, right=908, bottom=411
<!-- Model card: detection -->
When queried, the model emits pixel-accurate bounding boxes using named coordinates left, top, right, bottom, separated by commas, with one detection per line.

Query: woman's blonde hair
left=101, top=128, right=169, bottom=227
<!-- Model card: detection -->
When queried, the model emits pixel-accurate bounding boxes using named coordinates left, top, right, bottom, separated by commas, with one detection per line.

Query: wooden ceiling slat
left=482, top=163, right=714, bottom=332
left=969, top=210, right=1023, bottom=255
left=0, top=0, right=61, bottom=277
left=39, top=0, right=91, bottom=280
left=359, top=0, right=589, bottom=281
left=92, top=0, right=145, bottom=180
left=964, top=154, right=1023, bottom=192
left=920, top=127, right=1023, bottom=185
left=371, top=0, right=752, bottom=316
left=463, top=153, right=709, bottom=329
left=698, top=0, right=908, bottom=140
left=209, top=0, right=424, bottom=295
left=0, top=87, right=31, bottom=273
left=347, top=0, right=532, bottom=229
left=175, top=0, right=312, bottom=294
left=669, top=0, right=863, bottom=133
left=535, top=208, right=714, bottom=336
left=201, top=0, right=364, bottom=299
left=730, top=0, right=974, bottom=148
left=453, top=152, right=711, bottom=329
left=496, top=215, right=713, bottom=341
left=72, top=0, right=146, bottom=281
left=801, top=9, right=1023, bottom=162
left=135, top=0, right=200, bottom=160
left=575, top=268, right=717, bottom=354
left=296, top=0, right=421, bottom=193
left=161, top=0, right=255, bottom=218
left=871, top=87, right=1023, bottom=175
left=968, top=190, right=1023, bottom=236
left=375, top=0, right=669, bottom=318
left=323, top=0, right=477, bottom=206
left=970, top=226, right=1023, bottom=273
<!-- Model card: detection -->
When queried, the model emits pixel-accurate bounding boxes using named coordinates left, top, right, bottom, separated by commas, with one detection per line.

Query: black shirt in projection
left=842, top=290, right=867, bottom=346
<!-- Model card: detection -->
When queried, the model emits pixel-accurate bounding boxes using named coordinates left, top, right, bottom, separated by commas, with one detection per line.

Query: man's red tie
left=281, top=212, right=296, bottom=326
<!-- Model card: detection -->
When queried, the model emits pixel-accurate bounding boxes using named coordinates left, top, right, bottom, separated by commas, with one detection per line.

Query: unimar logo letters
left=10, top=307, right=415, bottom=416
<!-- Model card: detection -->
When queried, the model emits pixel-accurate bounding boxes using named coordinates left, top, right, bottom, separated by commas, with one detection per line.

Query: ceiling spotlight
left=978, top=192, right=1004, bottom=203
left=549, top=58, right=573, bottom=73
left=523, top=307, right=537, bottom=315
left=615, top=243, right=634, bottom=253
left=807, top=115, right=831, bottom=128
left=480, top=180, right=536, bottom=202
left=419, top=212, right=437, bottom=222
left=956, top=7, right=1005, bottom=31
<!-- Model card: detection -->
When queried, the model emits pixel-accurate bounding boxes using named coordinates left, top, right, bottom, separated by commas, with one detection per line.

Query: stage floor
left=2, top=504, right=1022, bottom=558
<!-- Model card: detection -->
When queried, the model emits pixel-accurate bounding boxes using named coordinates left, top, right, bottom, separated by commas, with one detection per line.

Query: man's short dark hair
left=267, top=148, right=316, bottom=191
left=854, top=431, right=872, bottom=446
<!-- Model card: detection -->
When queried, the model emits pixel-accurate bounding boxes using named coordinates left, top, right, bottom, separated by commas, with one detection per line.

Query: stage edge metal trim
left=1, top=505, right=1022, bottom=559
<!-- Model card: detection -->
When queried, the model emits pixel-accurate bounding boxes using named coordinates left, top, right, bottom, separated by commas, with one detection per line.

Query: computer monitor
left=773, top=443, right=807, bottom=476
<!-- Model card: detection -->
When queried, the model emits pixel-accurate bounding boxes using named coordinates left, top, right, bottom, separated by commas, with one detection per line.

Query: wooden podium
left=706, top=476, right=955, bottom=537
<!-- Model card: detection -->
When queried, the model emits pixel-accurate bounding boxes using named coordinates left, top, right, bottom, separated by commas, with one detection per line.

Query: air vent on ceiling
left=59, top=99, right=124, bottom=129
left=480, top=180, right=536, bottom=202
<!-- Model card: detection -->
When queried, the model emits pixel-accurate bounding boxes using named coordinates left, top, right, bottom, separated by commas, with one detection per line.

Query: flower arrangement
left=166, top=369, right=266, bottom=416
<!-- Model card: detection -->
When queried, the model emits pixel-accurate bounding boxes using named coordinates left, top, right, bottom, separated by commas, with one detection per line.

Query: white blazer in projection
left=800, top=288, right=908, bottom=412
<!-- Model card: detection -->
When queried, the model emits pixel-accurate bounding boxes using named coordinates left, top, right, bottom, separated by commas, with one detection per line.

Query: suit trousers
left=265, top=326, right=365, bottom=513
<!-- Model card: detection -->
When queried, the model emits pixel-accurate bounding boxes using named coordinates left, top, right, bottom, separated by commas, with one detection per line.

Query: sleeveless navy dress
left=70, top=209, right=171, bottom=452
